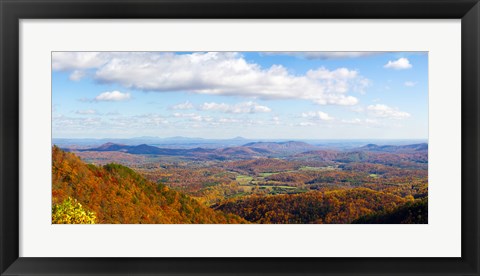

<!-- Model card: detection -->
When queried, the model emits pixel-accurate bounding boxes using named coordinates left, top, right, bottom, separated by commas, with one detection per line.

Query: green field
left=236, top=174, right=253, bottom=185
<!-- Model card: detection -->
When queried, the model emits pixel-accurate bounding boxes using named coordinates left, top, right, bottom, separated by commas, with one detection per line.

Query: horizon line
left=52, top=137, right=429, bottom=141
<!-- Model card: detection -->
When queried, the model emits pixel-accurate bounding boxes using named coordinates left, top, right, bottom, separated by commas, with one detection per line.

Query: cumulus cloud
left=301, top=111, right=334, bottom=121
left=263, top=52, right=384, bottom=60
left=52, top=52, right=109, bottom=71
left=69, top=70, right=86, bottom=81
left=200, top=101, right=272, bottom=114
left=75, top=109, right=96, bottom=115
left=94, top=91, right=131, bottom=102
left=171, top=101, right=194, bottom=110
left=384, top=58, right=412, bottom=70
left=367, top=104, right=410, bottom=119
left=53, top=52, right=368, bottom=106
left=404, top=81, right=417, bottom=87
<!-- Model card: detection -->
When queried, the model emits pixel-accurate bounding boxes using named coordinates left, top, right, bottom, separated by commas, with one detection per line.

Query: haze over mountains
left=63, top=140, right=428, bottom=163
left=53, top=137, right=427, bottom=150
left=357, top=143, right=428, bottom=153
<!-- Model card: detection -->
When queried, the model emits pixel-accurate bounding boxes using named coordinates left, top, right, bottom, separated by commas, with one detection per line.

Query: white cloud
left=341, top=118, right=362, bottom=124
left=200, top=101, right=272, bottom=114
left=301, top=111, right=334, bottom=121
left=53, top=52, right=368, bottom=106
left=53, top=113, right=172, bottom=135
left=173, top=112, right=212, bottom=122
left=190, top=115, right=204, bottom=122
left=171, top=101, right=194, bottom=110
left=367, top=104, right=410, bottom=119
left=271, top=116, right=280, bottom=125
left=172, top=101, right=270, bottom=119
left=69, top=70, right=85, bottom=81
left=52, top=115, right=103, bottom=129
left=263, top=52, right=384, bottom=60
left=52, top=52, right=109, bottom=71
left=341, top=118, right=380, bottom=126
left=384, top=58, right=412, bottom=70
left=299, top=122, right=315, bottom=126
left=94, top=91, right=131, bottom=102
left=218, top=118, right=240, bottom=123
left=75, top=109, right=96, bottom=115
left=173, top=112, right=197, bottom=118
left=130, top=113, right=169, bottom=126
left=404, top=81, right=417, bottom=87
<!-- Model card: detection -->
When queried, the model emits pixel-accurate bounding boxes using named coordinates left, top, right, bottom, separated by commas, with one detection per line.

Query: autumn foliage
left=214, top=188, right=413, bottom=224
left=52, top=146, right=246, bottom=224
left=52, top=197, right=97, bottom=224
left=53, top=141, right=428, bottom=224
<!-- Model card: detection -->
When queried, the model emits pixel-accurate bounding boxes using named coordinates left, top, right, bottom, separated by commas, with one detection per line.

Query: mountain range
left=53, top=137, right=427, bottom=150
left=64, top=141, right=428, bottom=163
left=73, top=141, right=314, bottom=159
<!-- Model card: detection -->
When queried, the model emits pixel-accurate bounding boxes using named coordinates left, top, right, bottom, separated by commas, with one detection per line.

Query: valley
left=52, top=139, right=428, bottom=224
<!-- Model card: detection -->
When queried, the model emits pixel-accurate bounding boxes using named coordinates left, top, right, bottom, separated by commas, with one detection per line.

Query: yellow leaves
left=52, top=197, right=97, bottom=224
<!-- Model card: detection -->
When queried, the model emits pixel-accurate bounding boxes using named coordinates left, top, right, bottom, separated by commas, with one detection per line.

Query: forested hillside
left=214, top=188, right=420, bottom=224
left=53, top=140, right=428, bottom=224
left=352, top=198, right=427, bottom=224
left=52, top=146, right=246, bottom=224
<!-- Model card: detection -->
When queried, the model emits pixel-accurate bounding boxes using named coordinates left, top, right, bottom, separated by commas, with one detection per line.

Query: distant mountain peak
left=102, top=142, right=117, bottom=146
left=96, top=142, right=126, bottom=150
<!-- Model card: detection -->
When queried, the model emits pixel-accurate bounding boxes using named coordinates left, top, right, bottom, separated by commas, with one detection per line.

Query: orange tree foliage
left=52, top=146, right=246, bottom=224
left=214, top=188, right=410, bottom=224
left=136, top=166, right=246, bottom=205
left=137, top=166, right=237, bottom=195
left=353, top=197, right=427, bottom=224
left=220, top=158, right=300, bottom=175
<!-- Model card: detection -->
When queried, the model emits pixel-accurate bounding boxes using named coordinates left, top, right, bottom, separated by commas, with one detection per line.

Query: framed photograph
left=1, top=0, right=479, bottom=275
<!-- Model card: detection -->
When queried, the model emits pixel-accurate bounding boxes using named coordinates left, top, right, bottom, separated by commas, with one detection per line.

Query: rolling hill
left=214, top=188, right=421, bottom=224
left=69, top=142, right=427, bottom=166
left=73, top=141, right=319, bottom=158
left=77, top=143, right=195, bottom=155
left=352, top=198, right=428, bottom=224
left=355, top=143, right=428, bottom=153
left=52, top=146, right=246, bottom=224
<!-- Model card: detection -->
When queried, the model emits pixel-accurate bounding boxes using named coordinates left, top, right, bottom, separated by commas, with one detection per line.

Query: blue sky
left=52, top=52, right=428, bottom=139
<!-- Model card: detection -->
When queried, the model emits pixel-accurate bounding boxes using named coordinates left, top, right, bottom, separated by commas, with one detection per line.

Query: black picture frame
left=1, top=0, right=479, bottom=275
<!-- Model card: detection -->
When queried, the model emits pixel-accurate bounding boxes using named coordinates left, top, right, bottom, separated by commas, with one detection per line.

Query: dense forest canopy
left=53, top=140, right=428, bottom=224
left=52, top=146, right=246, bottom=224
